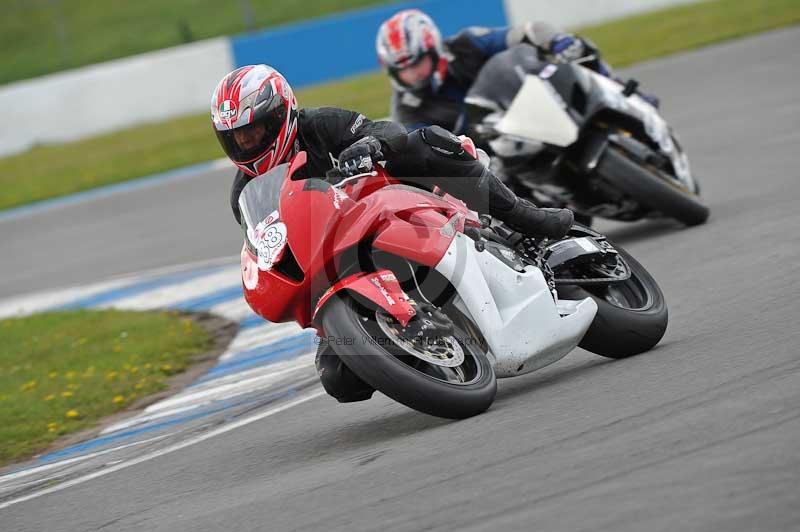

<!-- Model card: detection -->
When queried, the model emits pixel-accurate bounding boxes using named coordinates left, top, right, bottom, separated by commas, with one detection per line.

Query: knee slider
left=420, top=125, right=475, bottom=161
left=314, top=343, right=374, bottom=403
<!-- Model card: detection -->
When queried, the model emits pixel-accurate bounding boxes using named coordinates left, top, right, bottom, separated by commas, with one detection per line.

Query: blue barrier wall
left=231, top=0, right=508, bottom=88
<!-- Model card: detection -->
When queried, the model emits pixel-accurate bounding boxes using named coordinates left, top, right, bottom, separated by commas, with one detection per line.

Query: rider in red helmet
left=211, top=64, right=572, bottom=237
left=212, top=64, right=574, bottom=403
left=212, top=65, right=299, bottom=178
left=376, top=9, right=658, bottom=134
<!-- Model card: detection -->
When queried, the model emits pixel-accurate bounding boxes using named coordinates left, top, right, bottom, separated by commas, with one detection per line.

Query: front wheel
left=558, top=246, right=668, bottom=358
left=320, top=295, right=496, bottom=419
left=596, top=146, right=709, bottom=226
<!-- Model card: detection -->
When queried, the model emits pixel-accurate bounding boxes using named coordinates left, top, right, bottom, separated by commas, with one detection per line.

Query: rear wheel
left=558, top=246, right=667, bottom=358
left=596, top=146, right=709, bottom=226
left=320, top=295, right=496, bottom=419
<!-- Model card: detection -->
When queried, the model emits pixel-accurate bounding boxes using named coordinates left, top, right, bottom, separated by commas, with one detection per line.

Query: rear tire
left=320, top=295, right=496, bottom=419
left=596, top=146, right=709, bottom=226
left=558, top=246, right=668, bottom=358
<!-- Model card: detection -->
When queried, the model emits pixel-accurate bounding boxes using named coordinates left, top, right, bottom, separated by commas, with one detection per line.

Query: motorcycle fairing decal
left=331, top=187, right=349, bottom=210
left=249, top=210, right=288, bottom=272
left=299, top=177, right=350, bottom=209
left=539, top=64, right=558, bottom=79
left=370, top=277, right=396, bottom=305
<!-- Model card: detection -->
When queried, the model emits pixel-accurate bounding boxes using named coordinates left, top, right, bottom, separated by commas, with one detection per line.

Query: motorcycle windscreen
left=238, top=163, right=290, bottom=270
left=495, top=74, right=579, bottom=147
left=467, top=44, right=542, bottom=111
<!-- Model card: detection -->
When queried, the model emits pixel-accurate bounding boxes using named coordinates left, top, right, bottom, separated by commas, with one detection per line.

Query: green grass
left=0, top=0, right=394, bottom=85
left=0, top=310, right=213, bottom=465
left=0, top=72, right=392, bottom=211
left=1, top=0, right=798, bottom=212
left=579, top=0, right=800, bottom=67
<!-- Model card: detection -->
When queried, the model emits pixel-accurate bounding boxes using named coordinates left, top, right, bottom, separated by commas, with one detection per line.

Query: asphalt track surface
left=2, top=28, right=800, bottom=531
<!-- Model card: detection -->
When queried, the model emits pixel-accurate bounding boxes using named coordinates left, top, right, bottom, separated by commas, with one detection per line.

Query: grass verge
left=0, top=309, right=214, bottom=465
left=0, top=0, right=393, bottom=84
left=0, top=0, right=798, bottom=211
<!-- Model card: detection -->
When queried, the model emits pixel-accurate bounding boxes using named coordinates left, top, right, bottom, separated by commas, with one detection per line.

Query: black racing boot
left=389, top=126, right=574, bottom=240
left=498, top=197, right=574, bottom=240
left=474, top=169, right=574, bottom=240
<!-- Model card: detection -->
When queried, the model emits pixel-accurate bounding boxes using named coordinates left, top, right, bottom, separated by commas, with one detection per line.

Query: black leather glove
left=548, top=34, right=586, bottom=63
left=338, top=136, right=384, bottom=177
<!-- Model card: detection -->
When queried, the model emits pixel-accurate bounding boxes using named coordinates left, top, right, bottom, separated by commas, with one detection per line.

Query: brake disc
left=375, top=313, right=465, bottom=368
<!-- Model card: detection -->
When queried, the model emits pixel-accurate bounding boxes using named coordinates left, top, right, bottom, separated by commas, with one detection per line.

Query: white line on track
left=0, top=433, right=176, bottom=487
left=0, top=389, right=325, bottom=510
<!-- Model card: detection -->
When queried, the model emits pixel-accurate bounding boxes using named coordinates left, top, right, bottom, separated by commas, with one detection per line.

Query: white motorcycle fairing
left=495, top=74, right=579, bottom=147
left=433, top=233, right=597, bottom=378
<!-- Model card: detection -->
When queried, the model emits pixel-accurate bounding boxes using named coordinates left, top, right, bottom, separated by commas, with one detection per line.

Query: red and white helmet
left=376, top=9, right=444, bottom=90
left=211, top=65, right=298, bottom=177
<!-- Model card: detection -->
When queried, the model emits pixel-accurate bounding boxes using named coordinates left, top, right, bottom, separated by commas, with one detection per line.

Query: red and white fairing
left=239, top=151, right=597, bottom=379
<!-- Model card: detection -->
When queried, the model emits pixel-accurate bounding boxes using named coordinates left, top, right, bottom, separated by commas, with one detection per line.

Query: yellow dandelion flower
left=112, top=395, right=125, bottom=405
left=130, top=366, right=139, bottom=374
left=61, top=391, right=73, bottom=398
left=20, top=380, right=38, bottom=392
left=65, top=409, right=80, bottom=419
left=47, top=422, right=58, bottom=429
left=65, top=370, right=77, bottom=379
left=48, top=371, right=59, bottom=379
left=43, top=394, right=55, bottom=401
left=106, top=371, right=118, bottom=380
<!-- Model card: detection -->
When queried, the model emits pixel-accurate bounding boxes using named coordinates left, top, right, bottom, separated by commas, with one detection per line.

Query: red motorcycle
left=239, top=151, right=667, bottom=419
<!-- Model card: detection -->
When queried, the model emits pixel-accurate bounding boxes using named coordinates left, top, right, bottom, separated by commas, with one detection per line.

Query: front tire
left=320, top=295, right=496, bottom=419
left=596, top=146, right=709, bottom=226
left=558, top=246, right=668, bottom=358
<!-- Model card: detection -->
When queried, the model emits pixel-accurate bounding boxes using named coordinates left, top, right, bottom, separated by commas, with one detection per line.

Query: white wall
left=504, top=0, right=699, bottom=29
left=0, top=38, right=233, bottom=157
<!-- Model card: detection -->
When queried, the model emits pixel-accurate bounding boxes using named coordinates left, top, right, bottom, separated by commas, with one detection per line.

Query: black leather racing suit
left=231, top=107, right=566, bottom=230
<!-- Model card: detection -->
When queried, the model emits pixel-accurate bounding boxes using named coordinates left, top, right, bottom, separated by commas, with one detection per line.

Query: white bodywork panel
left=434, top=233, right=597, bottom=378
left=495, top=75, right=579, bottom=147
left=587, top=70, right=695, bottom=189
